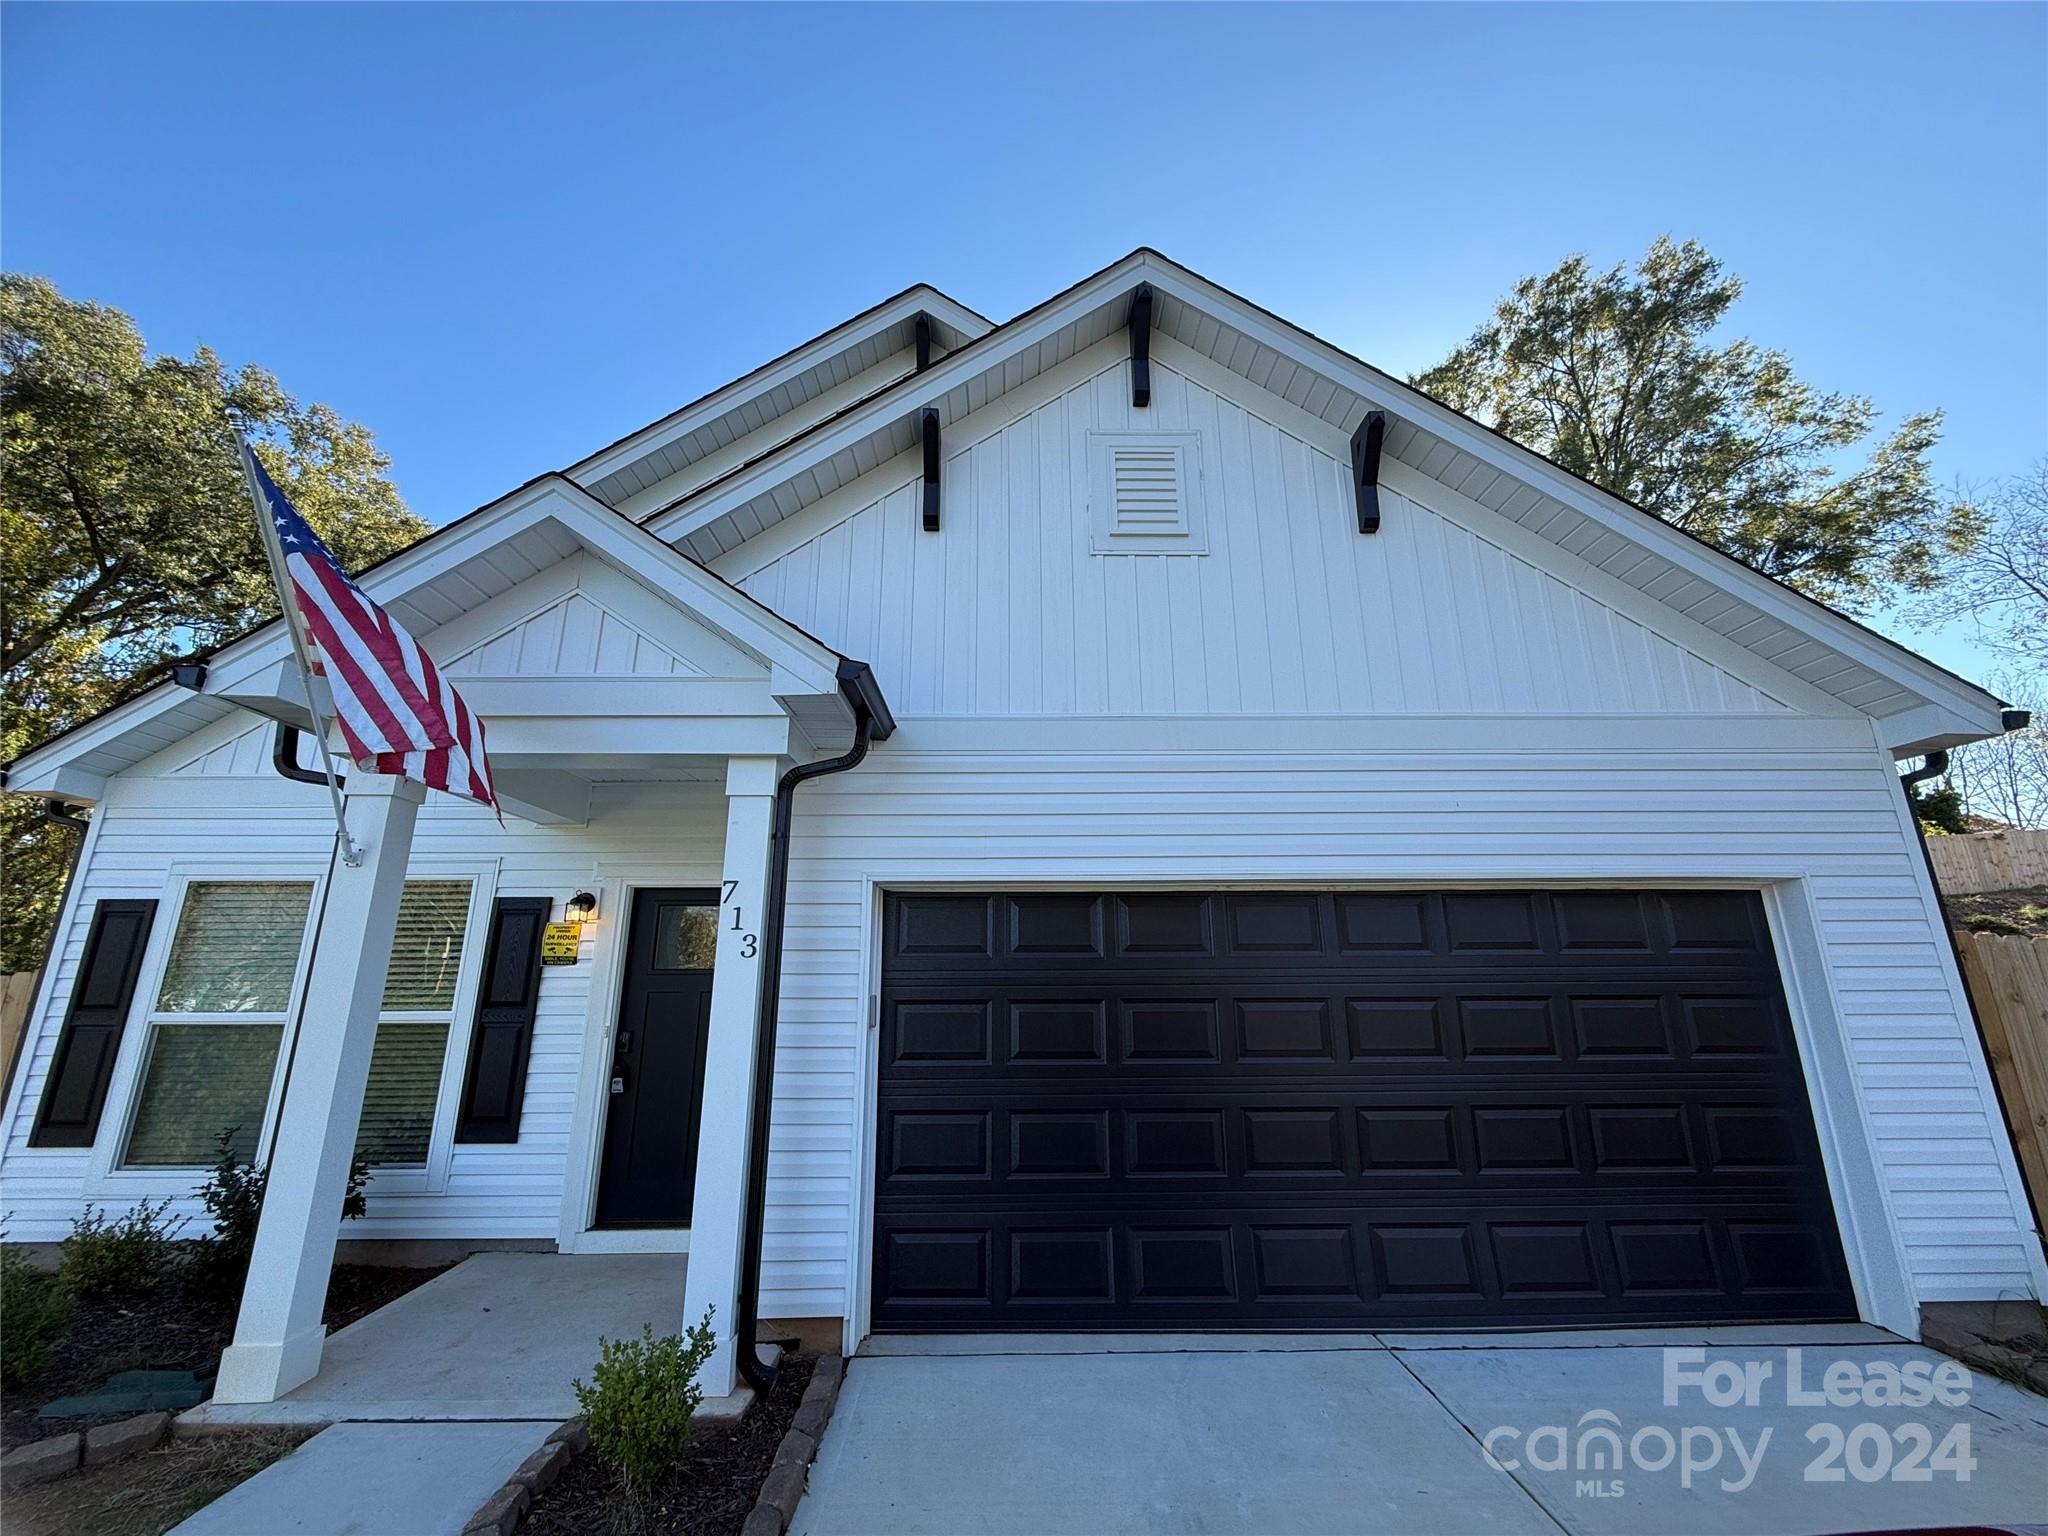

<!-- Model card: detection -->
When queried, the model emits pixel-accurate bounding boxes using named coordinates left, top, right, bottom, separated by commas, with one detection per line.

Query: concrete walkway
left=794, top=1329, right=2048, bottom=1535
left=169, top=1421, right=550, bottom=1536
left=184, top=1251, right=691, bottom=1425
left=171, top=1253, right=701, bottom=1536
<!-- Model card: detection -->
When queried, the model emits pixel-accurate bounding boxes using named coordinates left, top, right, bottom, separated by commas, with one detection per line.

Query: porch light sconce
left=567, top=891, right=599, bottom=925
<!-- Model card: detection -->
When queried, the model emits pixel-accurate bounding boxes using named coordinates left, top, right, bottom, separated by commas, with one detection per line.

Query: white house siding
left=0, top=733, right=728, bottom=1250
left=3, top=329, right=2037, bottom=1327
left=771, top=719, right=2039, bottom=1316
left=711, top=340, right=2038, bottom=1315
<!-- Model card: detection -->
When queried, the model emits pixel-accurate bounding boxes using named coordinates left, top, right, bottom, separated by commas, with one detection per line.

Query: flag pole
left=235, top=434, right=362, bottom=866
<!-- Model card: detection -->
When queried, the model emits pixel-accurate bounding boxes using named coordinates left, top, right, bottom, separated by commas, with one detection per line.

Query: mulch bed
left=526, top=1354, right=816, bottom=1536
left=1947, top=884, right=2048, bottom=938
left=1, top=1260, right=449, bottom=1450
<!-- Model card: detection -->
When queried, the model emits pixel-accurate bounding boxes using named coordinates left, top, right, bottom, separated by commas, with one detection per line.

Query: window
left=121, top=876, right=477, bottom=1171
left=355, top=879, right=474, bottom=1166
left=124, top=881, right=312, bottom=1166
left=652, top=901, right=718, bottom=971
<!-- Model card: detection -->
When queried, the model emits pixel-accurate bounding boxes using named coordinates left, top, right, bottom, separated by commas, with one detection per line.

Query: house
left=3, top=250, right=2040, bottom=1407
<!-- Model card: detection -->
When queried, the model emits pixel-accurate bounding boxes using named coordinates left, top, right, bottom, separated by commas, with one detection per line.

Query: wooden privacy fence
left=1928, top=828, right=2048, bottom=895
left=1957, top=932, right=2048, bottom=1238
left=0, top=970, right=38, bottom=1096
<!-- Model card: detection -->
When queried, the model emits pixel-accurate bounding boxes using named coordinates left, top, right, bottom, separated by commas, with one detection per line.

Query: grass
left=3, top=1429, right=313, bottom=1536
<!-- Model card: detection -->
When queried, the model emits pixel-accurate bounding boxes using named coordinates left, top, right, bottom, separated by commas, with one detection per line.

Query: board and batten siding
left=720, top=339, right=1799, bottom=719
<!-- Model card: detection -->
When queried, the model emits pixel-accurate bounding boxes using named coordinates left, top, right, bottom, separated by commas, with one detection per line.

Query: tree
left=1414, top=238, right=1982, bottom=612
left=1909, top=462, right=2048, bottom=672
left=1, top=275, right=428, bottom=969
left=1942, top=669, right=2048, bottom=830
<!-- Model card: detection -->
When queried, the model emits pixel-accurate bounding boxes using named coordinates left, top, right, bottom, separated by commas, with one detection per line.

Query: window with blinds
left=122, top=877, right=476, bottom=1170
left=355, top=880, right=473, bottom=1166
left=124, top=881, right=311, bottom=1167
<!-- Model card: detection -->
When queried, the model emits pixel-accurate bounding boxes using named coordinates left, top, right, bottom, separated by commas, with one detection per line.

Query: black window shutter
left=30, top=899, right=158, bottom=1149
left=453, top=896, right=552, bottom=1143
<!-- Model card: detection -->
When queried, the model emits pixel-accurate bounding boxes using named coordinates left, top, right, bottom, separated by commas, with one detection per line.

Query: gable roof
left=567, top=283, right=990, bottom=510
left=636, top=248, right=2010, bottom=754
left=4, top=473, right=864, bottom=797
left=5, top=251, right=2012, bottom=794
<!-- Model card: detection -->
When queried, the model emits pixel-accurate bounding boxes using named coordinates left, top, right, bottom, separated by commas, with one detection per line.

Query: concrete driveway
left=792, top=1329, right=2048, bottom=1535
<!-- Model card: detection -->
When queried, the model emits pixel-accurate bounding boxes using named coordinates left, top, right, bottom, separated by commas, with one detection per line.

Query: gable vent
left=1090, top=432, right=1207, bottom=554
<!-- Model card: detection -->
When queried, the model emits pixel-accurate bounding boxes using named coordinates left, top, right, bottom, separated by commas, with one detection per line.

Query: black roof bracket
left=1128, top=283, right=1153, bottom=408
left=921, top=408, right=941, bottom=532
left=1351, top=411, right=1387, bottom=534
left=914, top=314, right=933, bottom=373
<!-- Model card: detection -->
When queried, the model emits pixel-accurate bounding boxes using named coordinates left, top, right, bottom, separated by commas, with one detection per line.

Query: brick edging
left=462, top=1419, right=586, bottom=1536
left=0, top=1411, right=174, bottom=1490
left=741, top=1352, right=843, bottom=1536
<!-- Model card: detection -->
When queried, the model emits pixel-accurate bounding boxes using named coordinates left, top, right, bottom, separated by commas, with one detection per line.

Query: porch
left=184, top=1253, right=691, bottom=1426
left=27, top=478, right=898, bottom=1410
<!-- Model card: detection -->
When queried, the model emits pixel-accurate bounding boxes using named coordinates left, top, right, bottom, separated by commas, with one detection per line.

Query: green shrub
left=1, top=1242, right=73, bottom=1385
left=58, top=1198, right=187, bottom=1303
left=573, top=1311, right=718, bottom=1493
left=1911, top=783, right=1970, bottom=834
left=188, top=1129, right=371, bottom=1301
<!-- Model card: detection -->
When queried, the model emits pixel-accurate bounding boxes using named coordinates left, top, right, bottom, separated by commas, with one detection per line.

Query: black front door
left=595, top=888, right=717, bottom=1228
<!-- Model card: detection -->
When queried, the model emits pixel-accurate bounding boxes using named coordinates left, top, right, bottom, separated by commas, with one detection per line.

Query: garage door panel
left=882, top=1095, right=1829, bottom=1197
left=886, top=981, right=1798, bottom=1071
left=872, top=1200, right=1849, bottom=1325
left=888, top=891, right=1778, bottom=974
left=874, top=889, right=1855, bottom=1330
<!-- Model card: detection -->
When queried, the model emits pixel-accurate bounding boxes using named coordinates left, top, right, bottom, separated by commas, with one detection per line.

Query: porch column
left=683, top=755, right=779, bottom=1398
left=214, top=773, right=424, bottom=1404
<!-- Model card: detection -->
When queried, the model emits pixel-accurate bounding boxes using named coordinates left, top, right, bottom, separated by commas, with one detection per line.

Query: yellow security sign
left=540, top=921, right=582, bottom=965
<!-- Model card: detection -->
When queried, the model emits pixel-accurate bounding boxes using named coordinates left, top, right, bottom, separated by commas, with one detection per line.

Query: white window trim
left=377, top=859, right=499, bottom=1197
left=82, top=856, right=500, bottom=1204
left=85, top=861, right=326, bottom=1200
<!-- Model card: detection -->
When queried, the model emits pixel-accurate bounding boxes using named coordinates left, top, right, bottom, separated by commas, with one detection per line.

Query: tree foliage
left=1, top=274, right=428, bottom=969
left=1414, top=238, right=1982, bottom=612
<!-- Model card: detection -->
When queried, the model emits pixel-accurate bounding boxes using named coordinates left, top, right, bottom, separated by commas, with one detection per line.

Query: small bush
left=1963, top=913, right=2026, bottom=936
left=1, top=1241, right=73, bottom=1385
left=573, top=1310, right=718, bottom=1493
left=188, top=1129, right=371, bottom=1301
left=58, top=1198, right=187, bottom=1303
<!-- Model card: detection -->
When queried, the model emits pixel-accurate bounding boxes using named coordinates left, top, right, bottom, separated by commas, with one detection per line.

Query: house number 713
left=723, top=881, right=757, bottom=959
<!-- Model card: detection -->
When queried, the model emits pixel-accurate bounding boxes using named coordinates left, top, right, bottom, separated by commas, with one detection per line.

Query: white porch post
left=683, top=755, right=779, bottom=1398
left=213, top=773, right=424, bottom=1404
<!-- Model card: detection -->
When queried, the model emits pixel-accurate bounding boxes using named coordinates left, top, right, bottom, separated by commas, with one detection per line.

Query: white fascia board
left=646, top=254, right=1153, bottom=547
left=529, top=479, right=843, bottom=696
left=567, top=288, right=992, bottom=491
left=1135, top=260, right=2009, bottom=737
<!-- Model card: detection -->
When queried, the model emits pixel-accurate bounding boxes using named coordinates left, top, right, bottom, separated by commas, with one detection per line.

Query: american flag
left=242, top=442, right=499, bottom=815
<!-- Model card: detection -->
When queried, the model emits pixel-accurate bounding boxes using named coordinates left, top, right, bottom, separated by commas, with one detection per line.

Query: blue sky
left=5, top=2, right=2044, bottom=684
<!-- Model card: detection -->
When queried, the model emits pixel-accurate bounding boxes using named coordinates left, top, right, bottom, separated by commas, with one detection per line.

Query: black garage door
left=872, top=889, right=1856, bottom=1331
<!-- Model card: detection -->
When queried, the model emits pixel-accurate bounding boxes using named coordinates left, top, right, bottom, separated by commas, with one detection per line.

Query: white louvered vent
left=1089, top=432, right=1207, bottom=554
